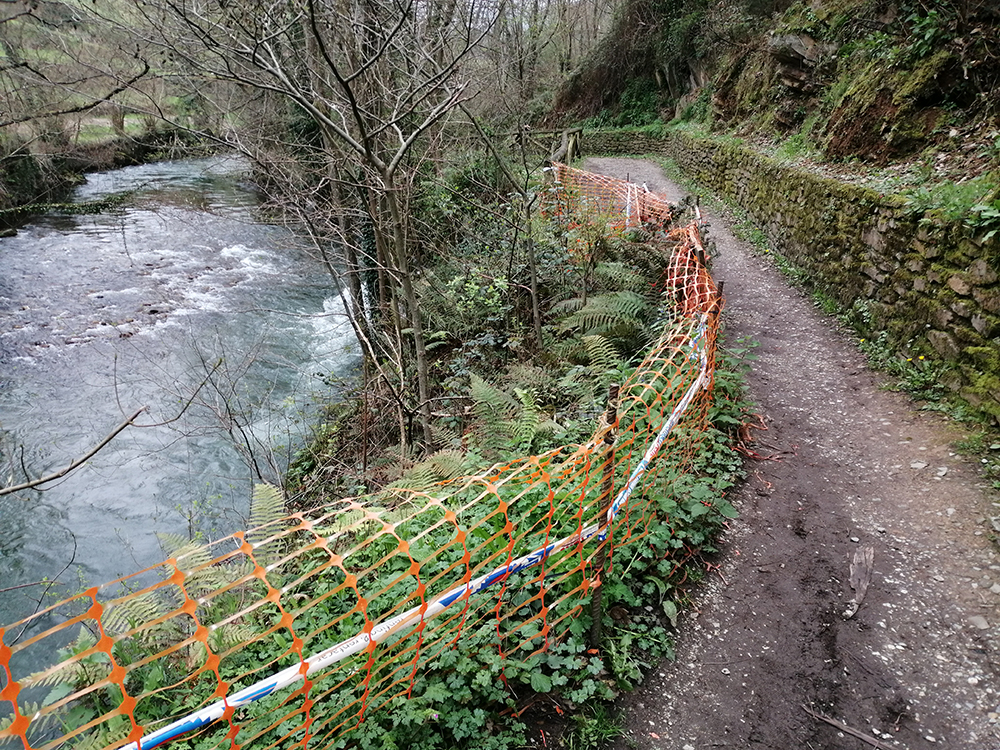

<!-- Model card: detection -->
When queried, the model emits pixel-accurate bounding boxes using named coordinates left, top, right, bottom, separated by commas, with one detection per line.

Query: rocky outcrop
left=768, top=33, right=836, bottom=93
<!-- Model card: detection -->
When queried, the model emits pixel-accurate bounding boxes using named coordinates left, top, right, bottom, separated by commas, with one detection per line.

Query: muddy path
left=583, top=157, right=1000, bottom=750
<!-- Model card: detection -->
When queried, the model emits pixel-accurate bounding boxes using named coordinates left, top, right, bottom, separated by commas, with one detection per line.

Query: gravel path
left=583, top=157, right=1000, bottom=750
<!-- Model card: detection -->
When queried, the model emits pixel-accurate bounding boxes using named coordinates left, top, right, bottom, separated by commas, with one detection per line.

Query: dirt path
left=583, top=157, right=1000, bottom=750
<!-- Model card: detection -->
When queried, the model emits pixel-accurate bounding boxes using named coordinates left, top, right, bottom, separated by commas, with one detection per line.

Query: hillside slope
left=555, top=0, right=999, bottom=174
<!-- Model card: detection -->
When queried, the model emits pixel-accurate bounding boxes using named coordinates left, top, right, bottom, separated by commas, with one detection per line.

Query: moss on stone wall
left=587, top=126, right=1000, bottom=424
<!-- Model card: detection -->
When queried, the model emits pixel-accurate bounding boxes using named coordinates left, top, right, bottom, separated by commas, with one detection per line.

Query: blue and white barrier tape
left=119, top=316, right=711, bottom=750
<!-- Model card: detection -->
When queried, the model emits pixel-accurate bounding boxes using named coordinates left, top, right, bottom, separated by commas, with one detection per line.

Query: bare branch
left=0, top=407, right=147, bottom=497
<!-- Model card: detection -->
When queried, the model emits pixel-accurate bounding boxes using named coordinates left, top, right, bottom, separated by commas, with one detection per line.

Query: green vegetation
left=4, top=163, right=752, bottom=749
left=649, top=149, right=985, bottom=416
left=559, top=0, right=998, bottom=176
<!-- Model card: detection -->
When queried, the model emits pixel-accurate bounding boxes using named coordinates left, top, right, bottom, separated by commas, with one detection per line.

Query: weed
left=567, top=703, right=625, bottom=750
left=967, top=199, right=1000, bottom=241
left=811, top=289, right=839, bottom=315
left=678, top=86, right=714, bottom=125
left=902, top=173, right=998, bottom=224
left=906, top=8, right=952, bottom=61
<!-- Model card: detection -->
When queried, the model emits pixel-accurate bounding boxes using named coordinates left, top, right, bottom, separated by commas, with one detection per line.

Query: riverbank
left=0, top=129, right=208, bottom=228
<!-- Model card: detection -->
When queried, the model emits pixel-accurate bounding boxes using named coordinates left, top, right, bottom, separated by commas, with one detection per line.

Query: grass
left=567, top=703, right=628, bottom=750
left=72, top=117, right=146, bottom=145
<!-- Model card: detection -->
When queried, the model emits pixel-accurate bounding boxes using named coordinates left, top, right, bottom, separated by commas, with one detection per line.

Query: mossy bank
left=0, top=130, right=202, bottom=227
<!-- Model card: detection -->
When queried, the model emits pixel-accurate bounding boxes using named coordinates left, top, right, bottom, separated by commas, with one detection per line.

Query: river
left=0, top=155, right=357, bottom=632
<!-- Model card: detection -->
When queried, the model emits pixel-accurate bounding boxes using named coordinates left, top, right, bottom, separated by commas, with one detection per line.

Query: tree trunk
left=524, top=204, right=544, bottom=348
left=384, top=174, right=434, bottom=450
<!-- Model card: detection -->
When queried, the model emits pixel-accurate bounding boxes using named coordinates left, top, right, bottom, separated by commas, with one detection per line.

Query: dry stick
left=0, top=407, right=147, bottom=497
left=801, top=705, right=896, bottom=750
left=589, top=383, right=620, bottom=649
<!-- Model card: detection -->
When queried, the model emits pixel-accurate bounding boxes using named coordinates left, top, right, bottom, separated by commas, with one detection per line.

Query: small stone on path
left=969, top=615, right=990, bottom=630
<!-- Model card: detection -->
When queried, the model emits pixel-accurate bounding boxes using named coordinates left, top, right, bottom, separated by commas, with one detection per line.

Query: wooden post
left=589, top=383, right=620, bottom=649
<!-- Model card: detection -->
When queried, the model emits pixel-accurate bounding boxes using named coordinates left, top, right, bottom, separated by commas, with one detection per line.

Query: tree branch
left=0, top=61, right=151, bottom=128
left=0, top=407, right=147, bottom=497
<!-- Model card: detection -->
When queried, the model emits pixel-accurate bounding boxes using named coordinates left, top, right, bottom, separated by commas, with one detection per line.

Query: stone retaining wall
left=587, top=128, right=1000, bottom=423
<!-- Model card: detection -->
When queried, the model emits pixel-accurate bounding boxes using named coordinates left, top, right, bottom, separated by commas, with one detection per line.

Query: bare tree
left=96, top=0, right=506, bottom=452
left=0, top=1, right=150, bottom=134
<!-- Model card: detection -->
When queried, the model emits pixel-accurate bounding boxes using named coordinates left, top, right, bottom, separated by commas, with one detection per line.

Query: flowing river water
left=0, top=156, right=357, bottom=635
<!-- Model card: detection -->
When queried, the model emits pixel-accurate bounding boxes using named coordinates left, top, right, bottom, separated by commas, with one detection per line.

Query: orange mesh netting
left=546, top=162, right=678, bottom=231
left=0, top=166, right=721, bottom=750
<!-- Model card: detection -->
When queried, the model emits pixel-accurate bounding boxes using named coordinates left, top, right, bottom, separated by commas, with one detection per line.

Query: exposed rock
left=948, top=274, right=972, bottom=295
left=927, top=329, right=962, bottom=359
left=767, top=33, right=835, bottom=93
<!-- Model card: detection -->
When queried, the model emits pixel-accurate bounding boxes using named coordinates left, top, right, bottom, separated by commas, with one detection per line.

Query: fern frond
left=559, top=291, right=649, bottom=336
left=593, top=261, right=647, bottom=293
left=470, top=373, right=518, bottom=420
left=557, top=365, right=590, bottom=396
left=249, top=483, right=286, bottom=530
left=0, top=701, right=63, bottom=740
left=71, top=716, right=131, bottom=750
left=549, top=297, right=585, bottom=316
left=313, top=507, right=386, bottom=539
left=102, top=591, right=171, bottom=637
left=503, top=363, right=554, bottom=394
left=23, top=627, right=108, bottom=692
left=209, top=622, right=258, bottom=653
left=510, top=388, right=540, bottom=453
left=247, top=483, right=288, bottom=568
left=465, top=374, right=518, bottom=455
left=154, top=534, right=229, bottom=603
left=384, top=462, right=440, bottom=494
left=157, top=532, right=194, bottom=559
left=426, top=449, right=468, bottom=481
left=582, top=335, right=623, bottom=371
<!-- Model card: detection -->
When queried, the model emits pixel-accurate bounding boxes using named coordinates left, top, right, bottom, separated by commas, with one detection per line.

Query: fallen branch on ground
left=802, top=704, right=896, bottom=749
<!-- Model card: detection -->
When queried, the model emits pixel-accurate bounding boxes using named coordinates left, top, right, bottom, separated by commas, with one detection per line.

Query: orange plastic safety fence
left=0, top=169, right=721, bottom=750
left=546, top=162, right=678, bottom=231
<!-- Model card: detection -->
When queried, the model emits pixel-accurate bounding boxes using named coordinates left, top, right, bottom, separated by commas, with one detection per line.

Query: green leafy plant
left=967, top=199, right=1000, bottom=241
left=906, top=8, right=952, bottom=60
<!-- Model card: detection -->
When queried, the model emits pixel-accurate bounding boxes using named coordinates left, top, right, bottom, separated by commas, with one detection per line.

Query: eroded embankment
left=1, top=130, right=201, bottom=223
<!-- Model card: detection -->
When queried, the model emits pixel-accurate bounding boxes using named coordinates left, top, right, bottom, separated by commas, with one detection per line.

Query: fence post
left=589, top=383, right=620, bottom=649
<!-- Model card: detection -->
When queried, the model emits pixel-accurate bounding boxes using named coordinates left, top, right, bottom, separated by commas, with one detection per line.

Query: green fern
left=593, top=261, right=647, bottom=293
left=380, top=450, right=474, bottom=504
left=425, top=449, right=468, bottom=481
left=384, top=462, right=440, bottom=494
left=0, top=700, right=64, bottom=742
left=582, top=335, right=624, bottom=371
left=102, top=590, right=173, bottom=639
left=511, top=388, right=541, bottom=453
left=23, top=627, right=108, bottom=691
left=68, top=714, right=132, bottom=750
left=558, top=291, right=649, bottom=336
left=246, top=483, right=288, bottom=568
left=558, top=291, right=654, bottom=358
left=470, top=373, right=518, bottom=420
left=156, top=533, right=237, bottom=601
left=312, top=501, right=391, bottom=540
left=549, top=297, right=586, bottom=317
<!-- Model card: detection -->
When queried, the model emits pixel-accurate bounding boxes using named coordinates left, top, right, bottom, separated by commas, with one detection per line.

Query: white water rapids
left=0, top=156, right=358, bottom=637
